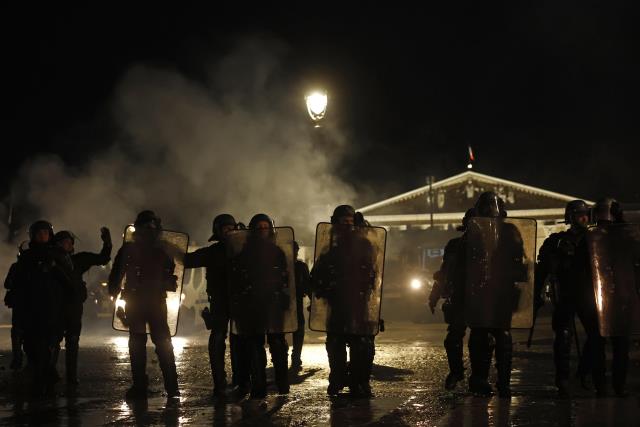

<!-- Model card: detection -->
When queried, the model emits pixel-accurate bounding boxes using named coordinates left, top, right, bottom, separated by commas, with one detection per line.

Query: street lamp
left=305, top=90, right=328, bottom=127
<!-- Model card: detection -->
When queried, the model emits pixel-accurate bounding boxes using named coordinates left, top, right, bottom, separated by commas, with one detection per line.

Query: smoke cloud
left=0, top=39, right=355, bottom=320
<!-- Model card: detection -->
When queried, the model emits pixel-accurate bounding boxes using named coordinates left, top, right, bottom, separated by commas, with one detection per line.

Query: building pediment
left=358, top=171, right=591, bottom=217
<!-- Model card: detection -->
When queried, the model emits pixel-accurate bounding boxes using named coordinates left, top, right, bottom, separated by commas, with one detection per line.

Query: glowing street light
left=305, top=90, right=328, bottom=127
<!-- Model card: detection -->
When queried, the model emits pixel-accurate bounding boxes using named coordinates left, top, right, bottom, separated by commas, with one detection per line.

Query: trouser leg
left=611, top=336, right=630, bottom=394
left=128, top=333, right=148, bottom=389
left=10, top=326, right=24, bottom=369
left=326, top=334, right=348, bottom=387
left=291, top=322, right=305, bottom=366
left=494, top=329, right=512, bottom=396
left=552, top=304, right=574, bottom=386
left=576, top=303, right=605, bottom=393
left=64, top=302, right=83, bottom=384
left=209, top=313, right=228, bottom=392
left=267, top=333, right=289, bottom=393
left=469, top=329, right=490, bottom=382
left=350, top=335, right=375, bottom=386
left=468, top=328, right=492, bottom=394
left=149, top=303, right=178, bottom=396
left=249, top=335, right=267, bottom=397
left=444, top=322, right=466, bottom=376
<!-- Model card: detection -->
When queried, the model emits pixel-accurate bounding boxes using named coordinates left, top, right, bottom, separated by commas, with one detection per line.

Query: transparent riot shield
left=112, top=226, right=189, bottom=336
left=309, top=222, right=387, bottom=336
left=226, top=226, right=297, bottom=335
left=464, top=217, right=536, bottom=329
left=586, top=223, right=640, bottom=337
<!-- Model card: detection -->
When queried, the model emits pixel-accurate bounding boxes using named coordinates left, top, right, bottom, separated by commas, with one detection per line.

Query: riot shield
left=112, top=226, right=189, bottom=336
left=586, top=223, right=640, bottom=337
left=226, top=226, right=297, bottom=334
left=464, top=217, right=536, bottom=329
left=309, top=222, right=387, bottom=336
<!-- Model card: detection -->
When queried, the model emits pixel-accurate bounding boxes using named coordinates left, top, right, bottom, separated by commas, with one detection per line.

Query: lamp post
left=305, top=90, right=328, bottom=127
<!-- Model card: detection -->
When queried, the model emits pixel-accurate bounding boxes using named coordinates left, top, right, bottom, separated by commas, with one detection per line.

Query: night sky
left=3, top=3, right=639, bottom=209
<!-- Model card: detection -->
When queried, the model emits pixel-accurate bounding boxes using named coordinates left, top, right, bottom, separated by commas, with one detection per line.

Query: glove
left=4, top=290, right=14, bottom=308
left=428, top=296, right=437, bottom=314
left=80, top=284, right=88, bottom=303
left=100, top=227, right=112, bottom=246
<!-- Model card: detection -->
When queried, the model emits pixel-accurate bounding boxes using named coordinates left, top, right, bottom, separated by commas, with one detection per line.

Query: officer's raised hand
left=101, top=227, right=112, bottom=247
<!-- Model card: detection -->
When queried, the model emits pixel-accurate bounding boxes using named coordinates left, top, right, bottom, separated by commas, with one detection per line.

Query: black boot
left=495, top=330, right=512, bottom=398
left=268, top=334, right=290, bottom=394
left=468, top=329, right=492, bottom=396
left=291, top=327, right=304, bottom=370
left=10, top=327, right=24, bottom=370
left=127, top=333, right=148, bottom=400
left=156, top=338, right=179, bottom=398
left=65, top=335, right=80, bottom=385
left=209, top=331, right=227, bottom=397
left=444, top=324, right=466, bottom=390
left=45, top=344, right=61, bottom=396
left=126, top=375, right=149, bottom=400
left=250, top=337, right=267, bottom=399
left=590, top=335, right=607, bottom=397
left=612, top=336, right=629, bottom=397
left=360, top=337, right=375, bottom=397
left=326, top=335, right=347, bottom=396
left=553, top=327, right=572, bottom=397
left=49, top=344, right=61, bottom=384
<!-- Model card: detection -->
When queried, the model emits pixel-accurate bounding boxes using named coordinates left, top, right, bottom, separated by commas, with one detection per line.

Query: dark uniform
left=54, top=228, right=112, bottom=384
left=460, top=192, right=526, bottom=398
left=4, top=259, right=24, bottom=370
left=184, top=214, right=239, bottom=396
left=580, top=198, right=633, bottom=396
left=108, top=211, right=180, bottom=399
left=534, top=200, right=590, bottom=396
left=228, top=214, right=290, bottom=398
left=311, top=205, right=378, bottom=397
left=429, top=236, right=466, bottom=389
left=11, top=221, right=74, bottom=396
left=291, top=241, right=310, bottom=370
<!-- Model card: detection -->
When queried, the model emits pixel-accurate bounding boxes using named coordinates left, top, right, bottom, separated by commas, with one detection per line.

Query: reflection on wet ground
left=0, top=320, right=638, bottom=426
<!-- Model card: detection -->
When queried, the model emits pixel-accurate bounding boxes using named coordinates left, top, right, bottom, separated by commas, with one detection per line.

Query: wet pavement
left=0, top=319, right=638, bottom=426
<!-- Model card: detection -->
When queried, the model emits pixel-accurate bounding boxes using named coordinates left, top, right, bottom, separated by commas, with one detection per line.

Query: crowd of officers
left=3, top=204, right=378, bottom=400
left=429, top=194, right=638, bottom=398
left=4, top=192, right=637, bottom=402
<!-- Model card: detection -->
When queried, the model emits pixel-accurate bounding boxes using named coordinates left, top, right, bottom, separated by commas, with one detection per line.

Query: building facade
left=357, top=170, right=592, bottom=322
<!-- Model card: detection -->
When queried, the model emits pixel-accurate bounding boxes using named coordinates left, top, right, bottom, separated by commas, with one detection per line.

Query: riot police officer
left=53, top=227, right=112, bottom=385
left=291, top=240, right=310, bottom=370
left=228, top=214, right=291, bottom=398
left=463, top=192, right=527, bottom=398
left=428, top=208, right=474, bottom=390
left=581, top=198, right=635, bottom=396
left=4, top=255, right=24, bottom=370
left=108, top=211, right=180, bottom=399
left=311, top=205, right=379, bottom=397
left=184, top=214, right=237, bottom=397
left=10, top=220, right=73, bottom=396
left=535, top=199, right=590, bottom=396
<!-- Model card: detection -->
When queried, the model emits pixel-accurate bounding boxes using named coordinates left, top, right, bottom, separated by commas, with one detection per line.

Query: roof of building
left=358, top=170, right=592, bottom=217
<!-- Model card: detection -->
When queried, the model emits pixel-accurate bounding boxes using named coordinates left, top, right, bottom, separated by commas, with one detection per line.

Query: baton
left=573, top=316, right=581, bottom=359
left=527, top=308, right=538, bottom=348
